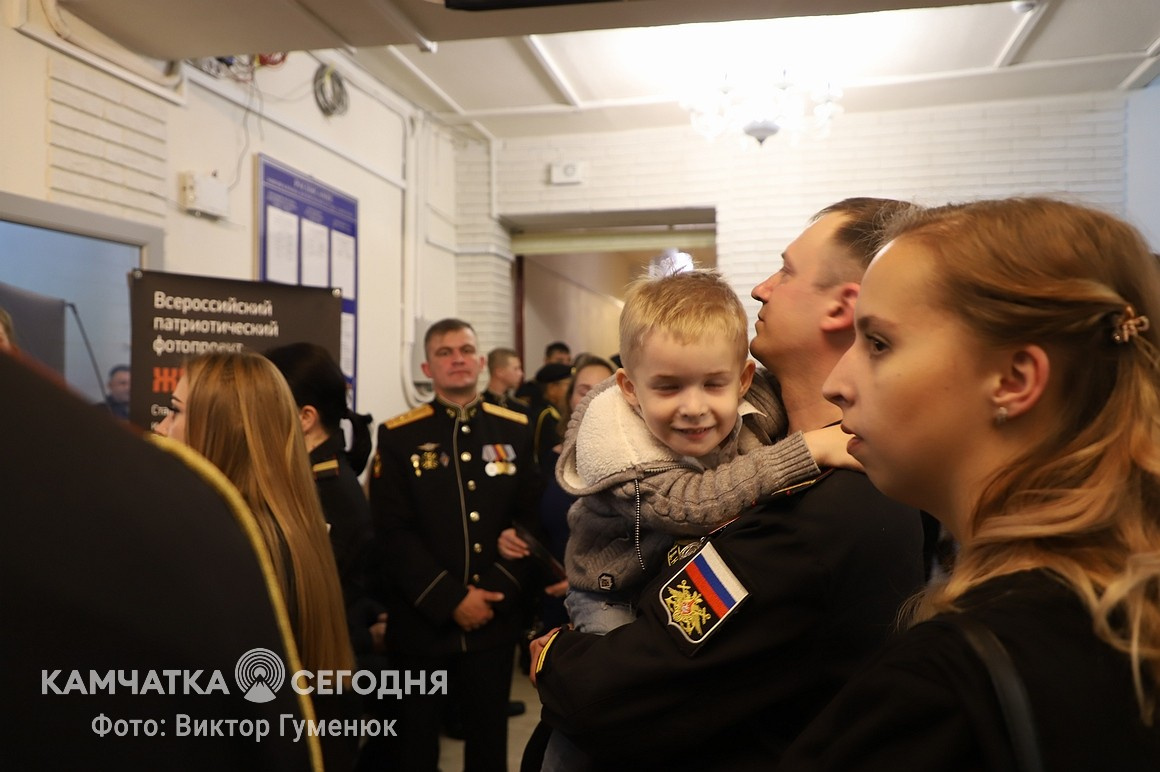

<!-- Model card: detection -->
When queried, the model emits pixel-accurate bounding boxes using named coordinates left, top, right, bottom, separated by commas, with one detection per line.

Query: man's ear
left=738, top=359, right=756, bottom=397
left=615, top=368, right=640, bottom=409
left=992, top=344, right=1050, bottom=422
left=819, top=282, right=860, bottom=333
left=420, top=360, right=433, bottom=379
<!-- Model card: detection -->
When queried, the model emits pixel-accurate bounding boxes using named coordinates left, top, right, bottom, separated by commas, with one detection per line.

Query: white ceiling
left=58, top=0, right=1160, bottom=140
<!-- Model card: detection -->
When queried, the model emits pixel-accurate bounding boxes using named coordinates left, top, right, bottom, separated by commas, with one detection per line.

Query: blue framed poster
left=257, top=154, right=359, bottom=400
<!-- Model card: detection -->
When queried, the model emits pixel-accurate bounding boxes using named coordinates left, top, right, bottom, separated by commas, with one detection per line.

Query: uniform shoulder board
left=481, top=401, right=529, bottom=425
left=385, top=403, right=434, bottom=430
left=311, top=457, right=340, bottom=480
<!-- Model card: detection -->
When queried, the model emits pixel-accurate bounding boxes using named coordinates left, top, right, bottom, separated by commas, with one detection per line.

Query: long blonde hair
left=890, top=198, right=1160, bottom=722
left=184, top=352, right=353, bottom=674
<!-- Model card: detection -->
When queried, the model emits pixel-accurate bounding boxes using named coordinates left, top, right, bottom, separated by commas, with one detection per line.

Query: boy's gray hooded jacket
left=556, top=373, right=818, bottom=597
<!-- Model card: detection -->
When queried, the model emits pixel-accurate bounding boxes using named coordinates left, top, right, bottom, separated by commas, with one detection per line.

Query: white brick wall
left=456, top=138, right=518, bottom=355
left=47, top=56, right=167, bottom=221
left=489, top=91, right=1128, bottom=325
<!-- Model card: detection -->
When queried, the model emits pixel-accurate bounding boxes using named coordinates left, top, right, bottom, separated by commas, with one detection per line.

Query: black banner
left=129, top=270, right=341, bottom=430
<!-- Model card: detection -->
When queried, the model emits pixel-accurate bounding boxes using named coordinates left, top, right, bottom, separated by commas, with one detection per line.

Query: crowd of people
left=5, top=194, right=1159, bottom=771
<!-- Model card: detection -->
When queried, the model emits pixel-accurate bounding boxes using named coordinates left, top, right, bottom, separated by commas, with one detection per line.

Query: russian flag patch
left=660, top=541, right=749, bottom=645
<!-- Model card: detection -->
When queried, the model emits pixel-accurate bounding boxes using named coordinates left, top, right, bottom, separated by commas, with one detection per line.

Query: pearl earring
left=993, top=406, right=1009, bottom=427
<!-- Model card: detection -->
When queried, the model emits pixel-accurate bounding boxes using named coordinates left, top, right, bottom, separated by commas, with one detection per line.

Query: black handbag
left=933, top=615, right=1046, bottom=772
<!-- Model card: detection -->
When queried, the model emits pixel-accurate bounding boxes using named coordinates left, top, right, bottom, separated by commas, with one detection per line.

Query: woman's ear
left=299, top=404, right=320, bottom=436
left=992, top=344, right=1050, bottom=421
left=615, top=368, right=640, bottom=409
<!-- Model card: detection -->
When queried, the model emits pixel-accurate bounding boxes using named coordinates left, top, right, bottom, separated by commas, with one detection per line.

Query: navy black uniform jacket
left=369, top=395, right=540, bottom=656
left=536, top=470, right=925, bottom=770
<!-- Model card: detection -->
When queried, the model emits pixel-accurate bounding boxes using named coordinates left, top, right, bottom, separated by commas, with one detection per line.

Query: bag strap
left=932, top=615, right=1045, bottom=772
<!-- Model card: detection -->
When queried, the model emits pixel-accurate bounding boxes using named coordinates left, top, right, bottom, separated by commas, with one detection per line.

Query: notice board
left=256, top=154, right=358, bottom=399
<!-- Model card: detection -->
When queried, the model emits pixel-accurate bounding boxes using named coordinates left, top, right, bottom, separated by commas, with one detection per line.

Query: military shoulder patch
left=481, top=401, right=529, bottom=425
left=311, top=458, right=340, bottom=480
left=386, top=403, right=434, bottom=430
left=660, top=541, right=748, bottom=648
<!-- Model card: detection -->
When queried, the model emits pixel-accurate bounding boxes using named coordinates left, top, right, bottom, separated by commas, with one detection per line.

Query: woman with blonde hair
left=156, top=352, right=353, bottom=678
left=781, top=197, right=1160, bottom=770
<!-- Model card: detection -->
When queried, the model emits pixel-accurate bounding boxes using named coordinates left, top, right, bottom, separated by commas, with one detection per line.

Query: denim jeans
left=563, top=589, right=636, bottom=634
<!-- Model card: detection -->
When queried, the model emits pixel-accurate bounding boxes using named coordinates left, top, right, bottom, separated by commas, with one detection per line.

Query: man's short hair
left=108, top=364, right=130, bottom=380
left=545, top=341, right=570, bottom=359
left=423, top=318, right=475, bottom=357
left=618, top=270, right=749, bottom=373
left=488, top=347, right=519, bottom=373
left=812, top=198, right=919, bottom=287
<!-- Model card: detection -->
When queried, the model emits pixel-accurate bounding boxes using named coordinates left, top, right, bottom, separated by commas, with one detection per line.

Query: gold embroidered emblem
left=663, top=580, right=711, bottom=639
left=417, top=442, right=440, bottom=470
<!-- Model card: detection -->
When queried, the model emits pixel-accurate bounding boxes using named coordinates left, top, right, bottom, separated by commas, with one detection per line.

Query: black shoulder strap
left=933, top=616, right=1045, bottom=772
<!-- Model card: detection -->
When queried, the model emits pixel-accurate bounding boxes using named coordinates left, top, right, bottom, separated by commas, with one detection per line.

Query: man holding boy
left=531, top=199, right=926, bottom=769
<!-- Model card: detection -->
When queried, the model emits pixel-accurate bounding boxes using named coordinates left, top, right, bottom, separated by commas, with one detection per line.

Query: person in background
left=517, top=341, right=573, bottom=405
left=98, top=364, right=130, bottom=420
left=155, top=351, right=357, bottom=770
left=368, top=318, right=540, bottom=772
left=544, top=341, right=572, bottom=366
left=484, top=346, right=529, bottom=413
left=781, top=197, right=1160, bottom=770
left=263, top=341, right=388, bottom=771
left=264, top=342, right=375, bottom=610
left=529, top=362, right=572, bottom=474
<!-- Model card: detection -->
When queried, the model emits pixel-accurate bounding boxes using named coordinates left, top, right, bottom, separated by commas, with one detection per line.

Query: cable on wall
left=313, top=64, right=349, bottom=117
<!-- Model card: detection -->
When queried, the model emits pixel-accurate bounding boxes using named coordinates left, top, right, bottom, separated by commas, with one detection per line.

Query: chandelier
left=682, top=73, right=843, bottom=145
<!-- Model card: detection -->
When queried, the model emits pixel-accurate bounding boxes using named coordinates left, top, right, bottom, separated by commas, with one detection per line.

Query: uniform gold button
left=472, top=543, right=482, bottom=554
left=469, top=511, right=480, bottom=522
left=472, top=574, right=481, bottom=584
left=461, top=451, right=472, bottom=462
left=467, top=480, right=477, bottom=491
left=461, top=425, right=471, bottom=434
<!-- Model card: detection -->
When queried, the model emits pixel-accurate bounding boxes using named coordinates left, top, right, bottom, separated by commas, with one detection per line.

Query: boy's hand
left=497, top=527, right=531, bottom=559
left=803, top=425, right=863, bottom=472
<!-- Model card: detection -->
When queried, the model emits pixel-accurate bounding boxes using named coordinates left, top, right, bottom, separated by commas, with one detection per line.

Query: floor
left=438, top=657, right=543, bottom=771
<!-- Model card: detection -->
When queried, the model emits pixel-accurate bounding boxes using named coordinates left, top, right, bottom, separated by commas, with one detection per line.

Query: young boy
left=556, top=269, right=852, bottom=633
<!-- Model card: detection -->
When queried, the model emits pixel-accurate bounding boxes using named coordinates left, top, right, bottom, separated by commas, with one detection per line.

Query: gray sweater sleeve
left=623, top=430, right=819, bottom=530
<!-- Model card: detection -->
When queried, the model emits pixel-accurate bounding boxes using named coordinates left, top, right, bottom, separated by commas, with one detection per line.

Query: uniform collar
left=434, top=393, right=483, bottom=421
left=309, top=431, right=345, bottom=465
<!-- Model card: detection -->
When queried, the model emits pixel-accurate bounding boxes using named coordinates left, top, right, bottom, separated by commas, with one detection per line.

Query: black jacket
left=311, top=432, right=373, bottom=608
left=780, top=569, right=1160, bottom=772
left=368, top=394, right=540, bottom=656
left=535, top=470, right=925, bottom=770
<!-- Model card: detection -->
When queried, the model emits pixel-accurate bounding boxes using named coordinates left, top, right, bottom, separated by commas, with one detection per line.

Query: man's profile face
left=750, top=212, right=850, bottom=370
left=494, top=356, right=524, bottom=391
left=546, top=350, right=571, bottom=366
left=422, top=327, right=484, bottom=396
left=108, top=370, right=131, bottom=404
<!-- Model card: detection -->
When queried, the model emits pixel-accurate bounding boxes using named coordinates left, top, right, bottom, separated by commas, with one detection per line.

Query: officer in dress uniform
left=369, top=319, right=539, bottom=772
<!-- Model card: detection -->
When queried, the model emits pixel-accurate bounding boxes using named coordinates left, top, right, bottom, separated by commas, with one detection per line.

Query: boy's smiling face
left=617, top=331, right=755, bottom=459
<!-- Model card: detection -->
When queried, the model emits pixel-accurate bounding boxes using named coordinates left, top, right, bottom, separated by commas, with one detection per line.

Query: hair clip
left=1112, top=304, right=1150, bottom=345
